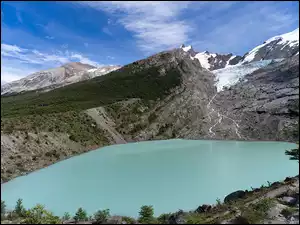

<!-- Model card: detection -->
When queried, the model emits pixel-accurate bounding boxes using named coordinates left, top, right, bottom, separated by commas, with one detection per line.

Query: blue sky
left=1, top=1, right=299, bottom=83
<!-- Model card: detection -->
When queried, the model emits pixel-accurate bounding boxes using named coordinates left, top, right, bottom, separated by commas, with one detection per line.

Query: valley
left=1, top=29, right=299, bottom=184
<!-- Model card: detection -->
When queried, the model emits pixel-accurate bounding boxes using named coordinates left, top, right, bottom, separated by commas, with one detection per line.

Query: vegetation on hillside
left=1, top=111, right=108, bottom=146
left=1, top=65, right=182, bottom=118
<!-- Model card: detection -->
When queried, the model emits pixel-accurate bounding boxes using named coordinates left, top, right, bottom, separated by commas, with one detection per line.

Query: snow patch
left=182, top=45, right=192, bottom=52
left=192, top=52, right=213, bottom=69
left=213, top=59, right=278, bottom=92
left=87, top=68, right=97, bottom=73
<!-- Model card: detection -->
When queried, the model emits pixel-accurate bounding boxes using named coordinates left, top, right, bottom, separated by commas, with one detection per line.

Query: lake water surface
left=1, top=139, right=298, bottom=217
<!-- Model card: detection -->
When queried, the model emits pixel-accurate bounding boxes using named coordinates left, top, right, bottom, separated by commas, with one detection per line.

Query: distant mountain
left=1, top=62, right=121, bottom=95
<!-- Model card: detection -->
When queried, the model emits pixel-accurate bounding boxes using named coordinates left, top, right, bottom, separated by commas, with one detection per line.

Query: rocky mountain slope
left=1, top=28, right=299, bottom=182
left=1, top=63, right=121, bottom=95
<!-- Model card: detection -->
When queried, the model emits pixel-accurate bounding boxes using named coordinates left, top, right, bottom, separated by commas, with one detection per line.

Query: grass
left=281, top=207, right=298, bottom=218
left=239, top=198, right=275, bottom=223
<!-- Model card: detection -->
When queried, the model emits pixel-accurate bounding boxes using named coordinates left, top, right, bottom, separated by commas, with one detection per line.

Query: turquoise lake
left=1, top=139, right=298, bottom=217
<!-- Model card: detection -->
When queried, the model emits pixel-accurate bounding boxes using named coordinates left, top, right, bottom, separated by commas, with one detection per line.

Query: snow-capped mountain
left=1, top=63, right=121, bottom=95
left=180, top=28, right=299, bottom=92
left=180, top=44, right=242, bottom=70
left=241, top=28, right=299, bottom=63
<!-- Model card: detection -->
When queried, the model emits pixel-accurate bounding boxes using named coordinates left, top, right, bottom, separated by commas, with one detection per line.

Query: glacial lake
left=1, top=139, right=298, bottom=217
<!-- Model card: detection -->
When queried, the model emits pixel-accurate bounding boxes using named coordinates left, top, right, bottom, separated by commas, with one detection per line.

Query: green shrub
left=15, top=198, right=25, bottom=217
left=1, top=200, right=6, bottom=220
left=73, top=207, right=88, bottom=222
left=94, top=209, right=110, bottom=224
left=240, top=198, right=274, bottom=223
left=21, top=204, right=61, bottom=224
left=285, top=146, right=299, bottom=162
left=62, top=212, right=71, bottom=221
left=138, top=205, right=155, bottom=224
left=281, top=207, right=298, bottom=218
left=157, top=213, right=171, bottom=224
left=122, top=216, right=136, bottom=224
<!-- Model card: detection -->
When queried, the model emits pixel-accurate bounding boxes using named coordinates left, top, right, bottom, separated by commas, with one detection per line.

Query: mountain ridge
left=1, top=62, right=121, bottom=95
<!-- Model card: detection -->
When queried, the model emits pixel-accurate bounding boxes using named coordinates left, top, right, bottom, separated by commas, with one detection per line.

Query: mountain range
left=1, top=28, right=299, bottom=183
left=1, top=63, right=121, bottom=95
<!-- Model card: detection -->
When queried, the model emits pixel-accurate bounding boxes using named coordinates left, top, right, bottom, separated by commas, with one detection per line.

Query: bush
left=122, top=216, right=136, bottom=224
left=62, top=212, right=71, bottom=221
left=15, top=198, right=26, bottom=217
left=138, top=205, right=155, bottom=224
left=1, top=200, right=6, bottom=220
left=94, top=209, right=110, bottom=224
left=73, top=207, right=88, bottom=222
left=148, top=113, right=157, bottom=123
left=21, top=204, right=61, bottom=224
left=285, top=146, right=299, bottom=162
left=281, top=207, right=297, bottom=218
left=240, top=198, right=274, bottom=223
left=157, top=213, right=171, bottom=224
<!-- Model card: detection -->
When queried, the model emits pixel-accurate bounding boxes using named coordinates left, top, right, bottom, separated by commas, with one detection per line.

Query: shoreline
left=1, top=138, right=297, bottom=184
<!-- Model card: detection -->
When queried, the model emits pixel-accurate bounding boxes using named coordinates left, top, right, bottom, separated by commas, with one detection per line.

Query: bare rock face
left=129, top=48, right=298, bottom=143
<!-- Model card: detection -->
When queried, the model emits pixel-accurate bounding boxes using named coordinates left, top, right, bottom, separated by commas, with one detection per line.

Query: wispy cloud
left=79, top=1, right=193, bottom=54
left=16, top=10, right=23, bottom=23
left=102, top=27, right=113, bottom=36
left=1, top=65, right=36, bottom=83
left=78, top=1, right=298, bottom=55
left=190, top=2, right=299, bottom=54
left=45, top=36, right=54, bottom=40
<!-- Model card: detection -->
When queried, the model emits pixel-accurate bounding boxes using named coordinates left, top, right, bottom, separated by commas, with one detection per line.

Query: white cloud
left=70, top=53, right=100, bottom=66
left=79, top=1, right=193, bottom=54
left=1, top=43, right=23, bottom=53
left=178, top=2, right=299, bottom=54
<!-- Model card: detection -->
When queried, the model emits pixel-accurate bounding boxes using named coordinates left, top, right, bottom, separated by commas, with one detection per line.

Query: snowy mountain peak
left=266, top=28, right=299, bottom=45
left=181, top=45, right=193, bottom=52
left=242, top=28, right=299, bottom=63
left=180, top=44, right=243, bottom=70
